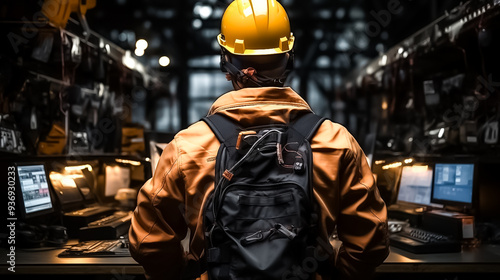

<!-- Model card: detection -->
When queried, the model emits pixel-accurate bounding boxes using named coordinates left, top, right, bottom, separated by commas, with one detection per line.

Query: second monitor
left=397, top=164, right=434, bottom=207
left=431, top=163, right=475, bottom=209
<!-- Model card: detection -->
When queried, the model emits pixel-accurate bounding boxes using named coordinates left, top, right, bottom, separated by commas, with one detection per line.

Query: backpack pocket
left=218, top=184, right=306, bottom=233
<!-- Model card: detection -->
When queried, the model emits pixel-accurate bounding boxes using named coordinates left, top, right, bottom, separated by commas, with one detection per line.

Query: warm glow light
left=49, top=172, right=62, bottom=181
left=382, top=162, right=402, bottom=170
left=65, top=164, right=93, bottom=172
left=381, top=101, right=388, bottom=110
left=159, top=56, right=170, bottom=67
left=404, top=158, right=414, bottom=164
left=410, top=165, right=429, bottom=172
left=136, top=39, right=148, bottom=50
left=134, top=48, right=145, bottom=56
left=115, top=159, right=142, bottom=166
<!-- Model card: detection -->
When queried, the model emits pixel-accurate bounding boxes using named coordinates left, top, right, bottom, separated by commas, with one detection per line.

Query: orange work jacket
left=129, top=87, right=390, bottom=280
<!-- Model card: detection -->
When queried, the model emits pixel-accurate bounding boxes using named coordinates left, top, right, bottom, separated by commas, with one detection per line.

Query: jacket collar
left=207, top=87, right=313, bottom=127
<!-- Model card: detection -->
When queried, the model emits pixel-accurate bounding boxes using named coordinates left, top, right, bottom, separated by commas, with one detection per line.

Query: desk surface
left=382, top=245, right=500, bottom=273
left=1, top=242, right=500, bottom=275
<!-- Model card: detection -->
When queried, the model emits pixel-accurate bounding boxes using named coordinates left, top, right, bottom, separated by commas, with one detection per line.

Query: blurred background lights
left=136, top=39, right=148, bottom=50
left=194, top=3, right=213, bottom=20
left=159, top=56, right=170, bottom=67
left=192, top=19, right=203, bottom=29
left=134, top=48, right=145, bottom=56
left=199, top=5, right=213, bottom=19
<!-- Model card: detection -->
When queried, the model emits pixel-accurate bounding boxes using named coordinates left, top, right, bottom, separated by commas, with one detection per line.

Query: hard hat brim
left=217, top=34, right=295, bottom=55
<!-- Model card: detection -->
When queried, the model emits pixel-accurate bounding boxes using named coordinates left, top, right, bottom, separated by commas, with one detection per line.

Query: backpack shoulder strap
left=202, top=113, right=241, bottom=145
left=289, top=112, right=327, bottom=142
left=204, top=112, right=326, bottom=144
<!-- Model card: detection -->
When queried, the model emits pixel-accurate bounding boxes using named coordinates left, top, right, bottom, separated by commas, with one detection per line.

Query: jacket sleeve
left=335, top=129, right=390, bottom=280
left=129, top=138, right=188, bottom=280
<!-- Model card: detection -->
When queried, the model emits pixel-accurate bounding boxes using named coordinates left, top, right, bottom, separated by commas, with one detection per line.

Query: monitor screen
left=17, top=164, right=54, bottom=217
left=104, top=164, right=131, bottom=197
left=432, top=163, right=475, bottom=205
left=397, top=165, right=434, bottom=206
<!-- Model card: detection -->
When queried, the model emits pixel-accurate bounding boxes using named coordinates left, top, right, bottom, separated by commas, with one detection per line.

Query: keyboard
left=79, top=211, right=133, bottom=241
left=87, top=211, right=131, bottom=227
left=58, top=239, right=130, bottom=257
left=63, top=206, right=118, bottom=237
left=389, top=226, right=462, bottom=254
left=68, top=206, right=111, bottom=216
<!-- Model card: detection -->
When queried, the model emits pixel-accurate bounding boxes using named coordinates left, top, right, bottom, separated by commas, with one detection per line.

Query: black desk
left=1, top=242, right=500, bottom=278
left=382, top=245, right=500, bottom=274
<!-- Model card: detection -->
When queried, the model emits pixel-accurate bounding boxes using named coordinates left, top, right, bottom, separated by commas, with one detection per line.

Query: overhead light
left=199, top=5, right=213, bottom=19
left=136, top=39, right=148, bottom=50
left=194, top=3, right=213, bottom=19
left=404, top=158, right=414, bottom=164
left=159, top=56, right=170, bottom=67
left=65, top=164, right=93, bottom=172
left=382, top=162, right=402, bottom=170
left=115, top=159, right=142, bottom=166
left=134, top=48, right=145, bottom=56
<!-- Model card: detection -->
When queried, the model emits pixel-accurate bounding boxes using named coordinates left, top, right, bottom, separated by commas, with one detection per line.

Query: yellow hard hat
left=217, top=0, right=295, bottom=55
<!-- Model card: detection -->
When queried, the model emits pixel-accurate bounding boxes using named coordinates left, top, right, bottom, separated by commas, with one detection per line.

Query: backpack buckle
left=236, top=130, right=256, bottom=150
left=222, top=170, right=234, bottom=181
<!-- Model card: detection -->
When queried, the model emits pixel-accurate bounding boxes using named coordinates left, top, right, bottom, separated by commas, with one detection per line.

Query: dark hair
left=225, top=52, right=293, bottom=87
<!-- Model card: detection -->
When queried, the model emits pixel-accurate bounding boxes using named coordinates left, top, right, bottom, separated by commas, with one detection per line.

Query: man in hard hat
left=129, top=1, right=390, bottom=279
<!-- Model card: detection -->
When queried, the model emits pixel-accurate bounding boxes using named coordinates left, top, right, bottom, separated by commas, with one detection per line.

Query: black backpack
left=201, top=112, right=327, bottom=280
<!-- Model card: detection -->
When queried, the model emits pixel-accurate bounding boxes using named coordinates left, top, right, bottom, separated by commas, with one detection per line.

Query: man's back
left=129, top=87, right=389, bottom=280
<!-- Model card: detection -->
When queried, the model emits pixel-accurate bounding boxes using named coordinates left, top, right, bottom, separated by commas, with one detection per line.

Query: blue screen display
left=432, top=163, right=474, bottom=204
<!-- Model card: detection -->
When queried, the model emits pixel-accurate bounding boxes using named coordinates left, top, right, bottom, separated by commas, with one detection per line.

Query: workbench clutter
left=0, top=0, right=155, bottom=158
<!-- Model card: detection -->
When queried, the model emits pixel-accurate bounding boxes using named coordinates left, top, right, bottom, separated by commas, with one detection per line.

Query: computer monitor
left=431, top=163, right=475, bottom=208
left=96, top=163, right=131, bottom=204
left=16, top=164, right=54, bottom=219
left=397, top=164, right=435, bottom=207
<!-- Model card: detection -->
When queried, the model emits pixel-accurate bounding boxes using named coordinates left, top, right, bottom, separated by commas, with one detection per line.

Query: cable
left=212, top=129, right=283, bottom=220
